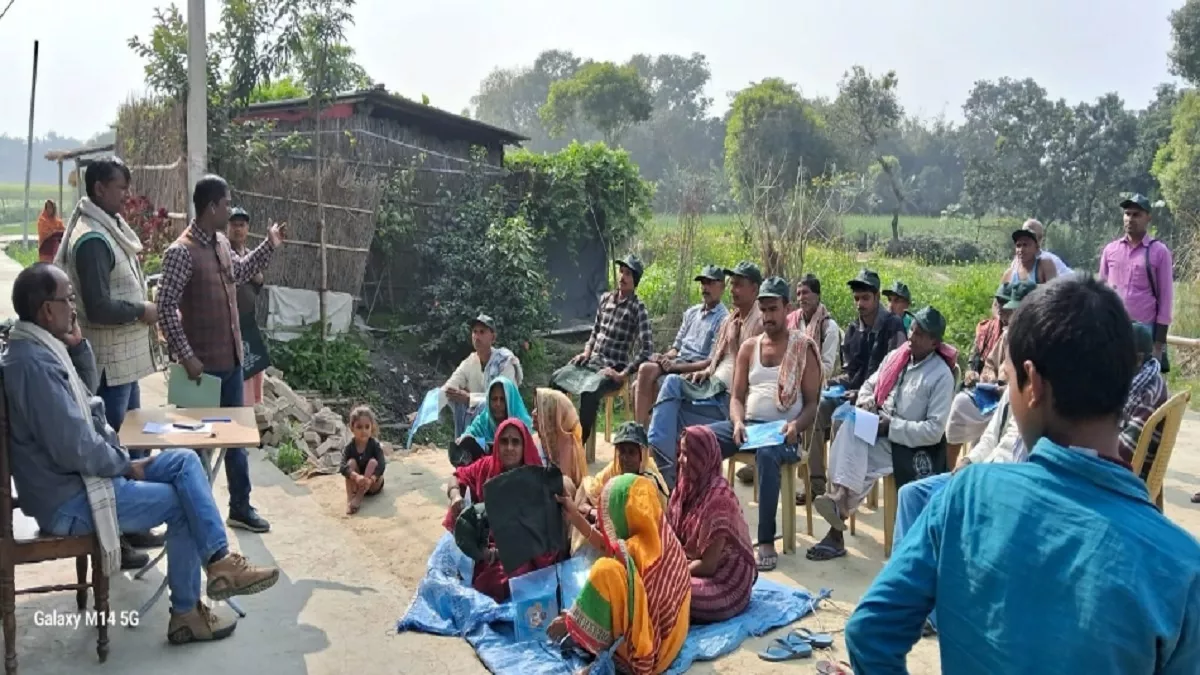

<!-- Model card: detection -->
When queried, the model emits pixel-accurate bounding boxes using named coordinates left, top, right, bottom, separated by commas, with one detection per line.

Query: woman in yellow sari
left=533, top=388, right=588, bottom=496
left=580, top=422, right=668, bottom=518
left=548, top=474, right=691, bottom=675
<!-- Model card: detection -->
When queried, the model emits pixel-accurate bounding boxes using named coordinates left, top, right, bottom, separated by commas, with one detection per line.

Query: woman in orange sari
left=548, top=474, right=691, bottom=675
left=533, top=388, right=587, bottom=496
left=37, top=200, right=64, bottom=263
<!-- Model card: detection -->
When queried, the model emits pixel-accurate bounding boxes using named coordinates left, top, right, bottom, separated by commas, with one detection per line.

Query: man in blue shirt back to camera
left=845, top=275, right=1200, bottom=674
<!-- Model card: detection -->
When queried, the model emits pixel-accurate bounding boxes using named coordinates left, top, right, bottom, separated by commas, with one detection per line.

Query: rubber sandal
left=788, top=627, right=835, bottom=650
left=806, top=543, right=847, bottom=562
left=758, top=636, right=813, bottom=661
left=756, top=551, right=778, bottom=572
left=816, top=659, right=853, bottom=674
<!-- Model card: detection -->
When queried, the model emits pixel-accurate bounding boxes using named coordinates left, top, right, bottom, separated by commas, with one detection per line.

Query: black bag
left=891, top=436, right=949, bottom=489
left=449, top=436, right=488, bottom=468
left=240, top=311, right=271, bottom=380
left=484, top=465, right=567, bottom=575
left=1143, top=243, right=1170, bottom=374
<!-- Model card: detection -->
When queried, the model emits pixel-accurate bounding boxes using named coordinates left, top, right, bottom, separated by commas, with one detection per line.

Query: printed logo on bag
left=913, top=450, right=933, bottom=478
left=526, top=602, right=547, bottom=628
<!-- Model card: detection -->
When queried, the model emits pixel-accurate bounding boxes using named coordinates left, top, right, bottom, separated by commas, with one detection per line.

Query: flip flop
left=758, top=636, right=813, bottom=662
left=813, top=495, right=846, bottom=531
left=806, top=542, right=847, bottom=562
left=788, top=627, right=835, bottom=650
left=816, top=660, right=853, bottom=674
left=756, top=550, right=778, bottom=572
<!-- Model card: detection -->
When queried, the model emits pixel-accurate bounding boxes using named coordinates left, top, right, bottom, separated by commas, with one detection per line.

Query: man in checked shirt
left=156, top=175, right=287, bottom=534
left=553, top=253, right=654, bottom=442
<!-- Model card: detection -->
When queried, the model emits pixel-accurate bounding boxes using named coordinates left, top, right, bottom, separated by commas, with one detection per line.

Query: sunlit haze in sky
left=0, top=0, right=1186, bottom=140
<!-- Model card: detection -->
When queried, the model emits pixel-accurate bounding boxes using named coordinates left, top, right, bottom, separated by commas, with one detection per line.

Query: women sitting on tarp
left=448, top=376, right=532, bottom=467
left=580, top=422, right=669, bottom=519
left=548, top=474, right=691, bottom=675
left=442, top=419, right=562, bottom=602
left=667, top=426, right=756, bottom=623
left=37, top=199, right=64, bottom=264
left=533, top=388, right=587, bottom=498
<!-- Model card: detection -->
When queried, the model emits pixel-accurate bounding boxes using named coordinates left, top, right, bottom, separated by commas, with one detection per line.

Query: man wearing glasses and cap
left=552, top=254, right=654, bottom=442
left=442, top=313, right=524, bottom=437
left=631, top=264, right=728, bottom=425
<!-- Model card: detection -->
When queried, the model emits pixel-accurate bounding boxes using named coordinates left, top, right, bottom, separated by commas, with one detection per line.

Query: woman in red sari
left=442, top=418, right=562, bottom=601
left=667, top=425, right=756, bottom=622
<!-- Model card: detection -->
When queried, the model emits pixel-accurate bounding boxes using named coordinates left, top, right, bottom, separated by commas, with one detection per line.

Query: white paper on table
left=853, top=409, right=879, bottom=445
left=143, top=422, right=213, bottom=435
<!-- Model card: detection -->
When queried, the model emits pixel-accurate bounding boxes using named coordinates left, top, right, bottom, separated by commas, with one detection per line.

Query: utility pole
left=186, top=0, right=207, bottom=216
left=21, top=40, right=39, bottom=247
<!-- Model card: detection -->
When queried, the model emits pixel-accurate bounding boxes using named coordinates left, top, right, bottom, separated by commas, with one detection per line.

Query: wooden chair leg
left=92, top=550, right=109, bottom=664
left=725, top=457, right=736, bottom=486
left=585, top=428, right=596, bottom=465
left=801, top=462, right=813, bottom=536
left=782, top=467, right=796, bottom=554
left=867, top=480, right=879, bottom=510
left=75, top=555, right=88, bottom=611
left=884, top=477, right=896, bottom=558
left=849, top=510, right=856, bottom=536
left=603, top=396, right=614, bottom=443
left=2, top=559, right=15, bottom=675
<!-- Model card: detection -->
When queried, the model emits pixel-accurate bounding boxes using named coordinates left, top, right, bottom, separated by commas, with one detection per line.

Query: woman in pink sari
left=666, top=425, right=756, bottom=622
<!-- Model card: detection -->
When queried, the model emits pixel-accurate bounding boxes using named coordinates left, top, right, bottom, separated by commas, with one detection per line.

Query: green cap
left=470, top=313, right=496, bottom=331
left=848, top=269, right=882, bottom=292
left=911, top=306, right=947, bottom=342
left=229, top=207, right=249, bottom=221
left=1003, top=281, right=1036, bottom=310
left=616, top=254, right=645, bottom=284
left=994, top=282, right=1012, bottom=302
left=723, top=261, right=763, bottom=285
left=1120, top=193, right=1152, bottom=213
left=882, top=281, right=912, bottom=302
left=757, top=276, right=791, bottom=302
left=694, top=264, right=725, bottom=282
left=612, top=421, right=648, bottom=447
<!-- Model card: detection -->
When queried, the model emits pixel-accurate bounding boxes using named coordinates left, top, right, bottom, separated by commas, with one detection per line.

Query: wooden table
left=118, top=407, right=260, bottom=622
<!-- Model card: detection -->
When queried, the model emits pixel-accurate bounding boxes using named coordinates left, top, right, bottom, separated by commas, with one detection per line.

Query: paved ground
left=3, top=248, right=1200, bottom=674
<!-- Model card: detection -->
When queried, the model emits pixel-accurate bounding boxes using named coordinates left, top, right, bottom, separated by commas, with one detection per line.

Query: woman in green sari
left=548, top=474, right=691, bottom=675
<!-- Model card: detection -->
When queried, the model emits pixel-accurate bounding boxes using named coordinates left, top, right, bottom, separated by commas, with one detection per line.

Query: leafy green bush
left=273, top=440, right=306, bottom=475
left=268, top=326, right=369, bottom=395
left=881, top=235, right=1004, bottom=265
left=5, top=243, right=37, bottom=269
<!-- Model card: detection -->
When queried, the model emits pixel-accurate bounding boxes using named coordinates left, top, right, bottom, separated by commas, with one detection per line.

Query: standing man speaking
left=157, top=175, right=287, bottom=534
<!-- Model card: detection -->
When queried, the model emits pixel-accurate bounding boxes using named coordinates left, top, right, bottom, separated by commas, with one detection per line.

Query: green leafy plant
left=273, top=439, right=307, bottom=474
left=267, top=325, right=369, bottom=394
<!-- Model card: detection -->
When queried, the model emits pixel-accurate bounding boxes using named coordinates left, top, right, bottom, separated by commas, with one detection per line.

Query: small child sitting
left=341, top=405, right=386, bottom=514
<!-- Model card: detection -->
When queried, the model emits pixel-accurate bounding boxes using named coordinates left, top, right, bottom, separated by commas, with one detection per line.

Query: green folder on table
left=167, top=364, right=221, bottom=408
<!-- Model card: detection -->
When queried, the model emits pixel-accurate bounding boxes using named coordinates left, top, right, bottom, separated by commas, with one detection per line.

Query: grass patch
left=4, top=242, right=37, bottom=268
left=272, top=439, right=307, bottom=475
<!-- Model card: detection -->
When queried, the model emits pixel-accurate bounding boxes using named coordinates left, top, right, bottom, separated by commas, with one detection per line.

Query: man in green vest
left=56, top=156, right=162, bottom=569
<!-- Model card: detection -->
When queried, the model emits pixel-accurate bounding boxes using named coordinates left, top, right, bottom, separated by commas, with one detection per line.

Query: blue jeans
left=895, top=472, right=952, bottom=630
left=46, top=449, right=228, bottom=613
left=647, top=374, right=729, bottom=489
left=707, top=419, right=798, bottom=546
left=207, top=367, right=252, bottom=514
left=97, top=375, right=146, bottom=459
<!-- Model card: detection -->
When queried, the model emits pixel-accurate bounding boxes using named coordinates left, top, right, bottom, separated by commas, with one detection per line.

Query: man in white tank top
left=703, top=277, right=823, bottom=572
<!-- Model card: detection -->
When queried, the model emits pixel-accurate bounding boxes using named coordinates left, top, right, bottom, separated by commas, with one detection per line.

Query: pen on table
left=202, top=417, right=232, bottom=423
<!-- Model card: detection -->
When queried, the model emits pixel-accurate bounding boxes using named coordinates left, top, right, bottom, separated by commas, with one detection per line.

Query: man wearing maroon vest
left=157, top=175, right=287, bottom=533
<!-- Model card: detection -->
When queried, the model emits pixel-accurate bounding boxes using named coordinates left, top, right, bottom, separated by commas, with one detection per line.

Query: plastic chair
left=848, top=474, right=897, bottom=557
left=584, top=384, right=630, bottom=464
left=725, top=447, right=812, bottom=554
left=1131, top=389, right=1191, bottom=510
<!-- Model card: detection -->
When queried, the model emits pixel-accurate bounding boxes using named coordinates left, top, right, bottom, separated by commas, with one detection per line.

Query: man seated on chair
left=808, top=306, right=955, bottom=562
left=552, top=254, right=653, bottom=442
left=1, top=263, right=281, bottom=645
left=705, top=277, right=822, bottom=572
left=1123, top=322, right=1169, bottom=480
left=883, top=281, right=915, bottom=333
left=785, top=274, right=840, bottom=376
left=945, top=281, right=1032, bottom=465
left=844, top=276, right=1200, bottom=674
left=648, top=262, right=764, bottom=489
left=442, top=314, right=523, bottom=437
left=798, top=269, right=908, bottom=504
left=632, top=264, right=727, bottom=425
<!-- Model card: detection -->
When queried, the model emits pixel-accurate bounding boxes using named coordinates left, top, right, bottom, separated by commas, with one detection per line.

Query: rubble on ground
left=255, top=368, right=394, bottom=478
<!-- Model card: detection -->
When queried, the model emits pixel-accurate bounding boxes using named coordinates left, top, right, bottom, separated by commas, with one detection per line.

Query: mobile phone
left=173, top=422, right=204, bottom=431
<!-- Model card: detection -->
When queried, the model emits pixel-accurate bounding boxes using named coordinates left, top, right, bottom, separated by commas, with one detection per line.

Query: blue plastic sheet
left=821, top=384, right=846, bottom=401
left=399, top=534, right=832, bottom=674
left=971, top=383, right=1001, bottom=416
left=407, top=388, right=444, bottom=448
left=832, top=401, right=857, bottom=423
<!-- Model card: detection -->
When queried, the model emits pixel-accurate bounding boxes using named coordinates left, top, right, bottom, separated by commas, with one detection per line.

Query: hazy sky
left=0, top=0, right=1187, bottom=141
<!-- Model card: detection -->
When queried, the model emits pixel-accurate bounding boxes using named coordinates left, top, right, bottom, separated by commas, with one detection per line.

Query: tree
left=723, top=78, right=837, bottom=206
left=471, top=49, right=583, bottom=149
left=833, top=66, right=905, bottom=238
left=1171, top=0, right=1200, bottom=86
left=540, top=61, right=653, bottom=146
left=1153, top=90, right=1200, bottom=219
left=127, top=5, right=190, bottom=102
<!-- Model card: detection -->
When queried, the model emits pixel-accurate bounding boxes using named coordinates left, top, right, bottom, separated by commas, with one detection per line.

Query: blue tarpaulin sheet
left=398, top=533, right=832, bottom=674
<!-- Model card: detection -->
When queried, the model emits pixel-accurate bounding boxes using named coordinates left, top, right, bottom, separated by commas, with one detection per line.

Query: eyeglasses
left=48, top=293, right=76, bottom=305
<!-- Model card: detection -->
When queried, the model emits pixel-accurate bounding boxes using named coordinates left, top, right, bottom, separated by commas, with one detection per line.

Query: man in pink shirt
left=1098, top=193, right=1173, bottom=370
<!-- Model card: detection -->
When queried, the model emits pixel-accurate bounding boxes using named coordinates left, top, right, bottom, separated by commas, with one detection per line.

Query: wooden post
left=21, top=41, right=39, bottom=248
left=57, top=160, right=63, bottom=214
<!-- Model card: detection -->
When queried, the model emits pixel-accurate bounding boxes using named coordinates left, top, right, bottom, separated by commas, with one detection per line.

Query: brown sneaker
left=206, top=552, right=280, bottom=601
left=167, top=603, right=237, bottom=644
